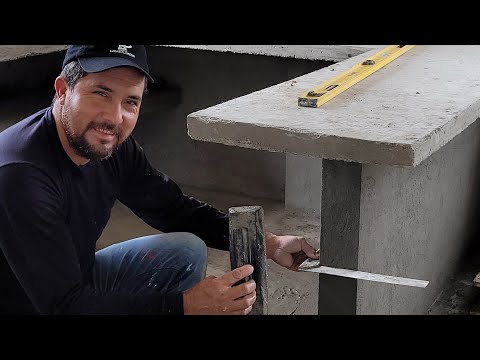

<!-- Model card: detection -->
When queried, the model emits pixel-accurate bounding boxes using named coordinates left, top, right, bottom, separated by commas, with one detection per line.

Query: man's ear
left=54, top=76, right=68, bottom=104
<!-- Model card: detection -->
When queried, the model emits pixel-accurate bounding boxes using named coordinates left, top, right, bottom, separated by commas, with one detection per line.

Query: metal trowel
left=298, top=257, right=429, bottom=288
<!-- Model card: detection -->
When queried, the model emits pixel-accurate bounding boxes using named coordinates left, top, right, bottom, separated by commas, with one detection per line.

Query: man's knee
left=175, top=232, right=208, bottom=260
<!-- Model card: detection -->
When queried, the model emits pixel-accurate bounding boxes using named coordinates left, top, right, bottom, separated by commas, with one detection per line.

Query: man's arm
left=117, top=137, right=230, bottom=250
left=117, top=138, right=319, bottom=270
left=0, top=164, right=183, bottom=314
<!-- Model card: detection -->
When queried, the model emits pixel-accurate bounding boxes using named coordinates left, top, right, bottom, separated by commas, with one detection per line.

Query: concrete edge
left=0, top=46, right=68, bottom=63
left=160, top=45, right=382, bottom=62
left=412, top=100, right=480, bottom=166
left=187, top=114, right=415, bottom=166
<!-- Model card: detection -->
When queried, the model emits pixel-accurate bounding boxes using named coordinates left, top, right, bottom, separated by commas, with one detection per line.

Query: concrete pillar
left=318, top=160, right=362, bottom=314
left=285, top=154, right=322, bottom=217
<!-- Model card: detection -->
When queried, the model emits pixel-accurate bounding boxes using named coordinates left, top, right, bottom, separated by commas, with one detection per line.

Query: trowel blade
left=298, top=259, right=429, bottom=288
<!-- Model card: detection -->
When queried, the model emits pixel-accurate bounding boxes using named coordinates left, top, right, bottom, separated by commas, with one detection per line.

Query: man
left=0, top=45, right=319, bottom=315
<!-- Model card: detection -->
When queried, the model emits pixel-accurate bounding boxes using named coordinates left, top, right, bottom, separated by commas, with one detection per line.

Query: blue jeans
left=93, top=232, right=208, bottom=295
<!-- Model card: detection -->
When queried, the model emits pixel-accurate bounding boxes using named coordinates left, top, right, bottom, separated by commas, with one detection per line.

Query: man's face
left=60, top=67, right=145, bottom=161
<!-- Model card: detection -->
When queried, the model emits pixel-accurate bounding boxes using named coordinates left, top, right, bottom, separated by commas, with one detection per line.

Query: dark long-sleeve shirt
left=0, top=107, right=229, bottom=315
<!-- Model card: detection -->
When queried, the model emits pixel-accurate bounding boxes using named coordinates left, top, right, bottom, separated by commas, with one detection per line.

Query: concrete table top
left=0, top=45, right=380, bottom=63
left=187, top=45, right=480, bottom=167
left=162, top=45, right=381, bottom=62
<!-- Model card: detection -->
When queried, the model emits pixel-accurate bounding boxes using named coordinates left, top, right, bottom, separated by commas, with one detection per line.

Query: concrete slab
left=0, top=46, right=67, bottom=62
left=187, top=45, right=480, bottom=167
left=0, top=45, right=379, bottom=64
left=162, top=45, right=382, bottom=62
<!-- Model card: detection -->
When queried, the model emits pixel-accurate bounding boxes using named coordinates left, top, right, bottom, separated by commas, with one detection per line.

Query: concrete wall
left=357, top=119, right=480, bottom=314
left=0, top=51, right=65, bottom=131
left=0, top=50, right=64, bottom=98
left=137, top=46, right=330, bottom=200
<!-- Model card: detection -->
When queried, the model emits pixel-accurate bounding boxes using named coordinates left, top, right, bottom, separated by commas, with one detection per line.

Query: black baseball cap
left=62, top=45, right=154, bottom=83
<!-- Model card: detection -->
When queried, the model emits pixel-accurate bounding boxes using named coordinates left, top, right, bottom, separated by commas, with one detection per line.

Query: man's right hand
left=183, top=264, right=256, bottom=315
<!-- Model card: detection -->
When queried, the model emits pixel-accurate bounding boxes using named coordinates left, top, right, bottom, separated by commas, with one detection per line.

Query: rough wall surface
left=285, top=154, right=322, bottom=215
left=319, top=160, right=362, bottom=314
left=357, top=120, right=480, bottom=314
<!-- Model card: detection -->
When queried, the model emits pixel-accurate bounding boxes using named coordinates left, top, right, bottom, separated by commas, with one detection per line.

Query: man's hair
left=51, top=60, right=85, bottom=105
left=52, top=60, right=148, bottom=105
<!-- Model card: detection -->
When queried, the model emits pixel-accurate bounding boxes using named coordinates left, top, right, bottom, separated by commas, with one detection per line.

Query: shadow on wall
left=441, top=121, right=480, bottom=278
left=463, top=131, right=480, bottom=262
left=0, top=51, right=65, bottom=100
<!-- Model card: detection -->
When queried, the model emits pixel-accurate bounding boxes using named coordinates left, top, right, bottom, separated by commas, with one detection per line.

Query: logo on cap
left=109, top=45, right=136, bottom=58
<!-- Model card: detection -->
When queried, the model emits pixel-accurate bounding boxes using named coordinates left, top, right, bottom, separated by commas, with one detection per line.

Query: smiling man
left=0, top=45, right=319, bottom=315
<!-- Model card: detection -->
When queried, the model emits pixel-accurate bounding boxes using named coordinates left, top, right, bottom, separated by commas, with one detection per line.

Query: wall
left=358, top=120, right=480, bottom=314
left=0, top=51, right=65, bottom=131
left=0, top=50, right=64, bottom=98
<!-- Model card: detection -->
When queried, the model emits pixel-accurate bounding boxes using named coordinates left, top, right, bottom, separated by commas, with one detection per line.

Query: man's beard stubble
left=60, top=104, right=122, bottom=161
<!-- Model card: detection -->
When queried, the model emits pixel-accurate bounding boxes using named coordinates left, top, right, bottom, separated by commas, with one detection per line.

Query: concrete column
left=285, top=154, right=322, bottom=216
left=318, top=160, right=362, bottom=314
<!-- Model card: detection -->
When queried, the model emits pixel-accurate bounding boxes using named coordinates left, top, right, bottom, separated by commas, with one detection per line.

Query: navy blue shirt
left=0, top=107, right=229, bottom=314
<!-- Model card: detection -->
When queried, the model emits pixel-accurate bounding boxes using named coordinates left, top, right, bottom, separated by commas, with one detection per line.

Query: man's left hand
left=265, top=232, right=319, bottom=271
